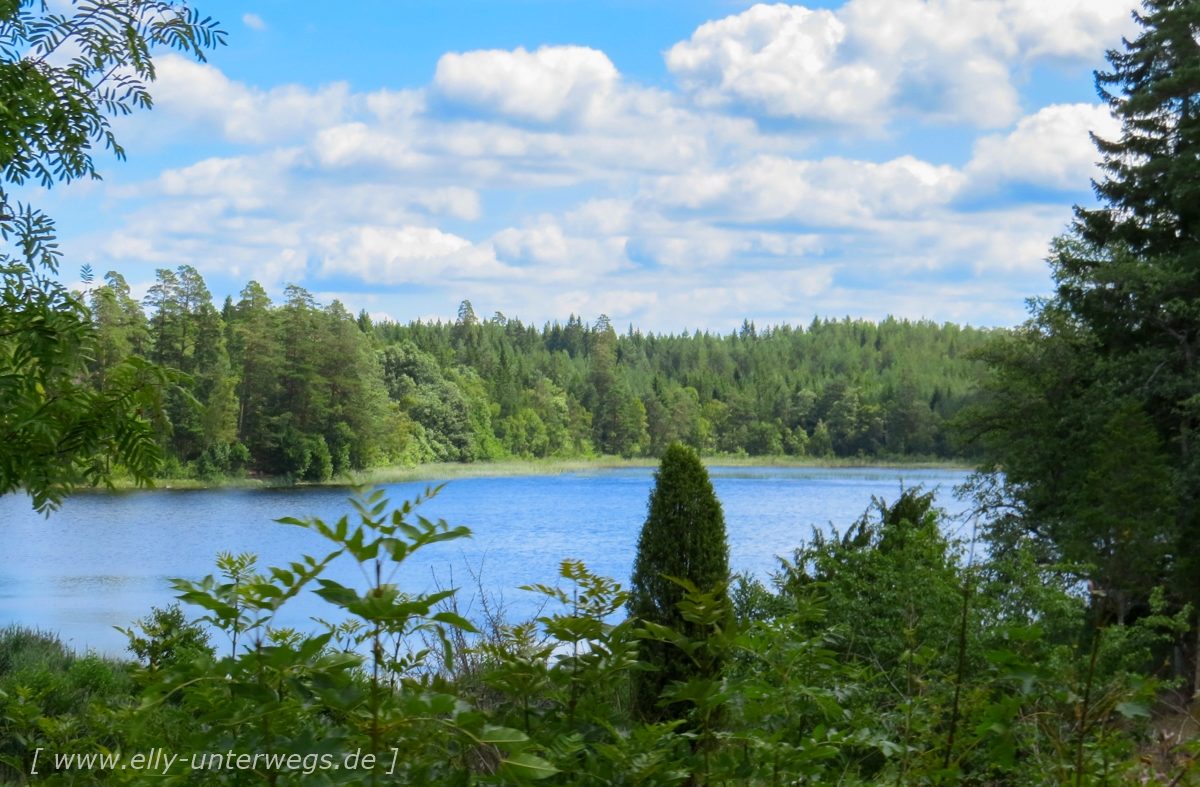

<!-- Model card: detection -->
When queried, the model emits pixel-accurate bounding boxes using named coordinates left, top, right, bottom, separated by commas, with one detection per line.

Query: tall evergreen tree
left=229, top=281, right=281, bottom=466
left=965, top=0, right=1200, bottom=691
left=628, top=443, right=729, bottom=719
left=1057, top=0, right=1200, bottom=683
left=89, top=272, right=149, bottom=378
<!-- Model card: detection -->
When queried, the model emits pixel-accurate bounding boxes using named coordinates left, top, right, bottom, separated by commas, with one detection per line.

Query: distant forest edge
left=87, top=266, right=993, bottom=482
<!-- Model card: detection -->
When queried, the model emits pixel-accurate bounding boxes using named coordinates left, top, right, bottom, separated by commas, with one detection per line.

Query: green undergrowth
left=2, top=487, right=1195, bottom=785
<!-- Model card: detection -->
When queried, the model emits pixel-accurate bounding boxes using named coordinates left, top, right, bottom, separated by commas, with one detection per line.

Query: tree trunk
left=1193, top=615, right=1200, bottom=702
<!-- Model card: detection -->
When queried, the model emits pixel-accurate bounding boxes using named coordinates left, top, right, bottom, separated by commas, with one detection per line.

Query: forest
left=86, top=266, right=990, bottom=484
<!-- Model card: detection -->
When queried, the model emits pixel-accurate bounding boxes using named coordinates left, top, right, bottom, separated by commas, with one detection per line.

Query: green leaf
left=1115, top=700, right=1150, bottom=719
left=430, top=611, right=478, bottom=633
left=478, top=725, right=529, bottom=745
left=500, top=752, right=558, bottom=780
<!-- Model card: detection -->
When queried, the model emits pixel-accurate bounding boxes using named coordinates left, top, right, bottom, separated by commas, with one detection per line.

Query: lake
left=0, top=466, right=975, bottom=655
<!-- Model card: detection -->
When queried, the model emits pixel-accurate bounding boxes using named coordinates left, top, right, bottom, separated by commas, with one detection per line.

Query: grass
left=94, top=454, right=973, bottom=495
left=0, top=625, right=135, bottom=715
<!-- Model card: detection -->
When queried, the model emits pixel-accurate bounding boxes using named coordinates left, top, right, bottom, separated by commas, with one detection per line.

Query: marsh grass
left=94, top=454, right=971, bottom=495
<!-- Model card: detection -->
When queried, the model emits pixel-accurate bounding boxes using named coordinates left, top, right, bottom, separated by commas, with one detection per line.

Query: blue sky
left=47, top=0, right=1138, bottom=331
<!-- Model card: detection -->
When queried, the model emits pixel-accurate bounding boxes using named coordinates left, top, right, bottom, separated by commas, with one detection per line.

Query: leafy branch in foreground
left=0, top=1, right=224, bottom=511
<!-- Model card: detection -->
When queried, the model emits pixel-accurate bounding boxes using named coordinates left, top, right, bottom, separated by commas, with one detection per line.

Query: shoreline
left=93, top=455, right=974, bottom=495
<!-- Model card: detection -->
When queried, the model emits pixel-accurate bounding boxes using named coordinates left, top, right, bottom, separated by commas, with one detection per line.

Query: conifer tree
left=628, top=443, right=729, bottom=718
left=966, top=0, right=1200, bottom=691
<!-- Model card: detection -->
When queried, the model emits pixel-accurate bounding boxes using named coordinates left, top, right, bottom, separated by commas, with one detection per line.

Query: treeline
left=86, top=268, right=991, bottom=479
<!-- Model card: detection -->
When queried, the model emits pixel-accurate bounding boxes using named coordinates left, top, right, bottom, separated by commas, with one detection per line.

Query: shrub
left=628, top=443, right=729, bottom=720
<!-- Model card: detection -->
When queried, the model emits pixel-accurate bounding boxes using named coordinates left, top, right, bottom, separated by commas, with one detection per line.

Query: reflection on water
left=0, top=466, right=974, bottom=655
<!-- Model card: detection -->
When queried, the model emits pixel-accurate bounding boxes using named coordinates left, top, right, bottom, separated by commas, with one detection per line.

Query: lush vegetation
left=82, top=266, right=992, bottom=485
left=958, top=0, right=1200, bottom=712
left=1, top=484, right=1194, bottom=784
left=2, top=0, right=1199, bottom=783
left=629, top=444, right=729, bottom=721
left=0, top=0, right=224, bottom=511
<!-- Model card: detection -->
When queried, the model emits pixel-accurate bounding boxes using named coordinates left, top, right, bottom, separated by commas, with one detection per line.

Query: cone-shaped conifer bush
left=629, top=443, right=729, bottom=718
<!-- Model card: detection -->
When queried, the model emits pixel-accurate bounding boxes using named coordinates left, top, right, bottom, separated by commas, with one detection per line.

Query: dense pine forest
left=87, top=267, right=989, bottom=482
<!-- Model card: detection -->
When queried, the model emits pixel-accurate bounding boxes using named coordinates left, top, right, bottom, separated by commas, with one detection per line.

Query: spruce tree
left=629, top=443, right=729, bottom=718
left=967, top=0, right=1200, bottom=692
left=1059, top=0, right=1200, bottom=686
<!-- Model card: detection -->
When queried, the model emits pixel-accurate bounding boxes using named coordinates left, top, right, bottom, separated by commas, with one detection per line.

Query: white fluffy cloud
left=317, top=226, right=512, bottom=285
left=491, top=221, right=631, bottom=280
left=155, top=151, right=296, bottom=210
left=965, top=103, right=1120, bottom=192
left=434, top=45, right=620, bottom=124
left=627, top=224, right=823, bottom=268
left=666, top=5, right=888, bottom=124
left=998, top=0, right=1139, bottom=60
left=152, top=55, right=353, bottom=144
left=492, top=222, right=572, bottom=264
left=312, top=123, right=431, bottom=171
left=64, top=2, right=1129, bottom=331
left=651, top=154, right=964, bottom=225
left=667, top=1, right=1138, bottom=127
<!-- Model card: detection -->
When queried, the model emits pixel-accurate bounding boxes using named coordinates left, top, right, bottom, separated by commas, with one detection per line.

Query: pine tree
left=628, top=443, right=729, bottom=718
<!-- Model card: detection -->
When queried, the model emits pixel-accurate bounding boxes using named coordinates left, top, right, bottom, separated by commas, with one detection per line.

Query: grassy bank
left=93, top=455, right=972, bottom=495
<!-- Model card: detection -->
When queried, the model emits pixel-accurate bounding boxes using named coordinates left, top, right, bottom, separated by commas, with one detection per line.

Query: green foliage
left=959, top=0, right=1200, bottom=692
left=0, top=1, right=224, bottom=511
left=82, top=261, right=992, bottom=481
left=629, top=444, right=730, bottom=720
left=0, top=2, right=224, bottom=193
left=0, top=627, right=141, bottom=783
left=105, top=488, right=559, bottom=784
left=784, top=489, right=963, bottom=682
left=119, top=604, right=212, bottom=671
left=3, top=488, right=1196, bottom=784
left=0, top=258, right=177, bottom=510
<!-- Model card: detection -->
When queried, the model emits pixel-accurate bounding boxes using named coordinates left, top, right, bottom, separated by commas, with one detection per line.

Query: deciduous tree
left=0, top=1, right=224, bottom=510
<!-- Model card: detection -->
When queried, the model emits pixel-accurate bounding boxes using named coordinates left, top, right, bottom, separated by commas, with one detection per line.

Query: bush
left=121, top=604, right=213, bottom=670
left=628, top=443, right=729, bottom=720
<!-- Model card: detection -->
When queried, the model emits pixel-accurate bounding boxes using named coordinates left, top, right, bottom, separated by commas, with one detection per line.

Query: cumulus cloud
left=433, top=45, right=620, bottom=124
left=312, top=123, right=431, bottom=171
left=492, top=222, right=572, bottom=264
left=66, top=4, right=1119, bottom=332
left=667, top=1, right=1137, bottom=127
left=965, top=103, right=1119, bottom=193
left=412, top=187, right=483, bottom=221
left=839, top=0, right=1021, bottom=126
left=317, top=226, right=512, bottom=285
left=491, top=219, right=631, bottom=281
left=651, top=154, right=964, bottom=225
left=998, top=0, right=1139, bottom=60
left=666, top=5, right=889, bottom=124
left=242, top=13, right=266, bottom=31
left=627, top=224, right=823, bottom=268
left=564, top=199, right=635, bottom=235
left=867, top=204, right=1073, bottom=276
left=308, top=105, right=760, bottom=190
left=364, top=88, right=426, bottom=122
left=152, top=55, right=353, bottom=144
left=154, top=151, right=296, bottom=210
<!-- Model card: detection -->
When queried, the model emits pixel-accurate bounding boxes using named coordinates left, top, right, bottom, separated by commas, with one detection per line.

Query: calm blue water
left=0, top=466, right=974, bottom=655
